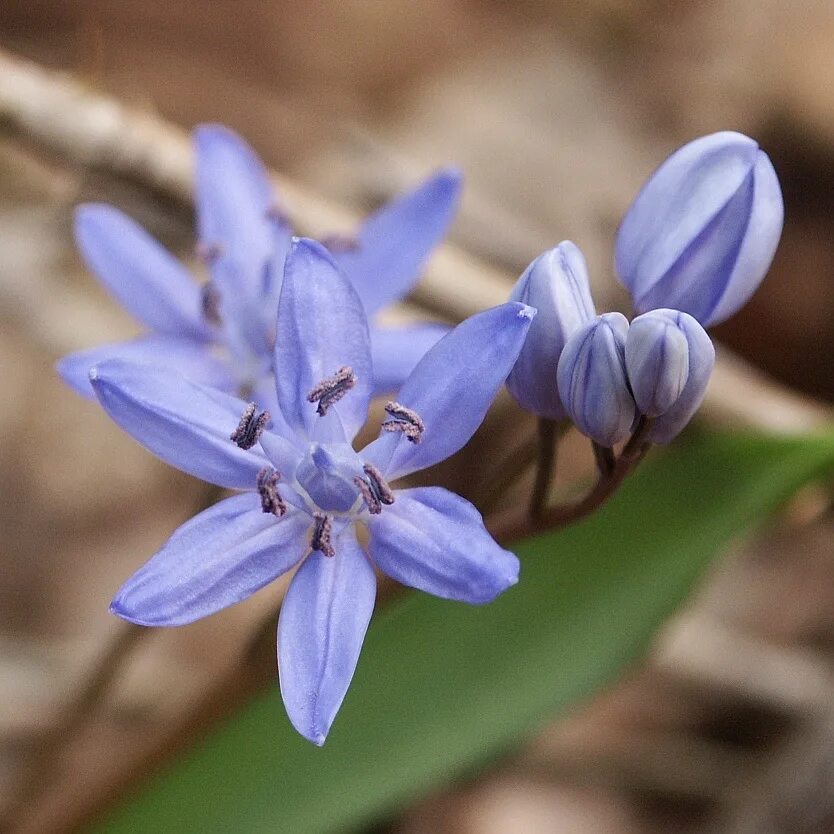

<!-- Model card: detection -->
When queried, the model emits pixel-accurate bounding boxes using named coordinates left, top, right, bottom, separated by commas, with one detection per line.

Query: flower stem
left=530, top=418, right=559, bottom=520
left=489, top=417, right=653, bottom=544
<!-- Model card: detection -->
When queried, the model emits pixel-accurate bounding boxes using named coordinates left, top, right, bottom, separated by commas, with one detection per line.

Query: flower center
left=294, top=442, right=364, bottom=513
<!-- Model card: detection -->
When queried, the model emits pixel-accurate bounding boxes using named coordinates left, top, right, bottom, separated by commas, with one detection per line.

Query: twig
left=0, top=47, right=830, bottom=433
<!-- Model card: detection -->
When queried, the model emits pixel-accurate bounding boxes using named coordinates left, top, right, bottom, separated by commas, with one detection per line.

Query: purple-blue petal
left=331, top=168, right=462, bottom=315
left=556, top=313, right=636, bottom=447
left=363, top=303, right=535, bottom=481
left=278, top=526, right=376, bottom=745
left=74, top=204, right=210, bottom=340
left=506, top=241, right=596, bottom=419
left=366, top=487, right=519, bottom=604
left=194, top=124, right=277, bottom=303
left=275, top=238, right=372, bottom=444
left=369, top=322, right=449, bottom=395
left=89, top=359, right=268, bottom=489
left=615, top=132, right=783, bottom=327
left=111, top=493, right=309, bottom=626
left=644, top=311, right=716, bottom=444
left=57, top=335, right=235, bottom=399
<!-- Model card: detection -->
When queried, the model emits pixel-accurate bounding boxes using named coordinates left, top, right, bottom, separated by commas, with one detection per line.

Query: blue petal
left=332, top=169, right=462, bottom=314
left=194, top=125, right=277, bottom=303
left=616, top=132, right=759, bottom=304
left=278, top=526, right=376, bottom=745
left=74, top=204, right=210, bottom=340
left=363, top=303, right=535, bottom=481
left=506, top=242, right=596, bottom=419
left=90, top=359, right=268, bottom=489
left=370, top=322, right=449, bottom=395
left=366, top=487, right=519, bottom=604
left=556, top=313, right=636, bottom=447
left=111, top=493, right=309, bottom=626
left=647, top=311, right=715, bottom=444
left=275, top=239, right=372, bottom=443
left=707, top=151, right=783, bottom=326
left=57, top=335, right=235, bottom=399
left=615, top=132, right=783, bottom=327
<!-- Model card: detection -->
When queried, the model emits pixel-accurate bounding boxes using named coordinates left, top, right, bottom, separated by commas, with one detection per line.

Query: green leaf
left=98, top=431, right=834, bottom=833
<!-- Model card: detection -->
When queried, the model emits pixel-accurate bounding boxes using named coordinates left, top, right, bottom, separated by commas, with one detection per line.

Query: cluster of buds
left=507, top=131, right=783, bottom=450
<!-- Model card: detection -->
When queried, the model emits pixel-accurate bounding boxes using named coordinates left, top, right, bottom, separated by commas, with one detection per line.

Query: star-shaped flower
left=59, top=125, right=461, bottom=405
left=90, top=238, right=534, bottom=744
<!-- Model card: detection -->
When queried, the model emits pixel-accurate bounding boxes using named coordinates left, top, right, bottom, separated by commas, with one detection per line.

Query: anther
left=321, top=234, right=361, bottom=253
left=256, top=467, right=286, bottom=517
left=306, top=366, right=356, bottom=416
left=353, top=463, right=395, bottom=515
left=196, top=240, right=223, bottom=264
left=200, top=282, right=222, bottom=325
left=266, top=203, right=291, bottom=226
left=311, top=512, right=335, bottom=557
left=230, top=403, right=270, bottom=450
left=382, top=401, right=425, bottom=443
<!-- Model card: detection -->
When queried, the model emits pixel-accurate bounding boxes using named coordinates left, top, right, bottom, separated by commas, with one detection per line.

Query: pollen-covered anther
left=306, top=366, right=356, bottom=416
left=353, top=463, right=395, bottom=515
left=256, top=467, right=286, bottom=517
left=321, top=234, right=361, bottom=253
left=311, top=512, right=335, bottom=557
left=196, top=240, right=223, bottom=264
left=230, top=403, right=270, bottom=449
left=382, top=401, right=425, bottom=443
left=200, top=282, right=222, bottom=325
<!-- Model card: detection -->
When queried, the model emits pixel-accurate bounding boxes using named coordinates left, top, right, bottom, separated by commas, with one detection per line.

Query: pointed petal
left=194, top=125, right=278, bottom=302
left=275, top=238, right=372, bottom=443
left=332, top=169, right=462, bottom=314
left=367, top=487, right=519, bottom=604
left=363, top=303, right=535, bottom=481
left=279, top=526, right=376, bottom=745
left=57, top=335, right=235, bottom=399
left=89, top=359, right=268, bottom=489
left=370, top=322, right=449, bottom=395
left=74, top=204, right=210, bottom=340
left=111, top=493, right=309, bottom=626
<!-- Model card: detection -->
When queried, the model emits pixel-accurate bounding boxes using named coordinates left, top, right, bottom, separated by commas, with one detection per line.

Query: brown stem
left=489, top=418, right=653, bottom=545
left=530, top=418, right=559, bottom=520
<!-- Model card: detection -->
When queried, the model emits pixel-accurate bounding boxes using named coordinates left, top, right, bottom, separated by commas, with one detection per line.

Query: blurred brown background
left=1, top=2, right=834, bottom=832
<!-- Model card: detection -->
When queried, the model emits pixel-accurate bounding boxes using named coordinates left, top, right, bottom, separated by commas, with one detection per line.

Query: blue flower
left=505, top=241, right=596, bottom=420
left=59, top=125, right=462, bottom=405
left=625, top=309, right=715, bottom=444
left=615, top=131, right=783, bottom=327
left=556, top=312, right=636, bottom=447
left=90, top=239, right=534, bottom=745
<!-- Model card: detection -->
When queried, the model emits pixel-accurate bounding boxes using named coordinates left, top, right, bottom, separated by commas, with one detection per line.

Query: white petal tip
left=517, top=304, right=537, bottom=321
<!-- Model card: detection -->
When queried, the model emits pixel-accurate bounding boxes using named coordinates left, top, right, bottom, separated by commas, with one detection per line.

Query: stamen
left=306, top=366, right=356, bottom=416
left=200, top=282, right=222, bottom=325
left=266, top=203, right=291, bottom=226
left=311, top=512, right=335, bottom=557
left=196, top=240, right=223, bottom=264
left=230, top=403, right=270, bottom=449
left=321, top=234, right=360, bottom=253
left=353, top=463, right=395, bottom=515
left=256, top=467, right=286, bottom=517
left=382, top=401, right=425, bottom=443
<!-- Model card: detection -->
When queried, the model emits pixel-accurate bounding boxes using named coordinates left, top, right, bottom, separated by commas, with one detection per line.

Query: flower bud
left=625, top=309, right=715, bottom=444
left=556, top=312, right=636, bottom=447
left=506, top=241, right=596, bottom=419
left=615, top=131, right=783, bottom=327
